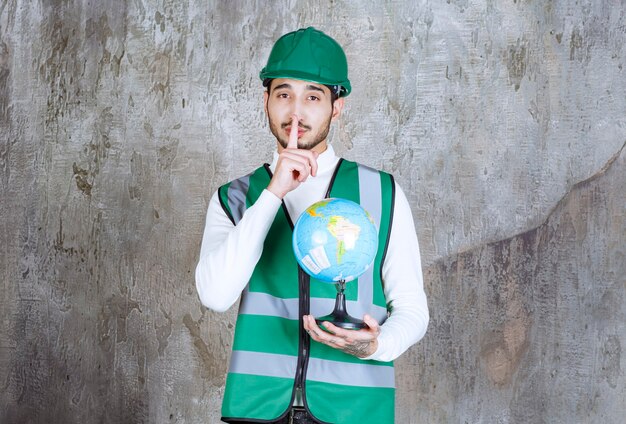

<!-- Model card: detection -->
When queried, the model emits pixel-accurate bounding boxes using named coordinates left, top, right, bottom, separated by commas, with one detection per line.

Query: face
left=264, top=78, right=344, bottom=152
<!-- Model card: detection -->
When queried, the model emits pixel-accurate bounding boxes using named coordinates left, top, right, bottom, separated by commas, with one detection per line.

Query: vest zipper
left=291, top=160, right=342, bottom=410
left=293, top=267, right=311, bottom=405
left=266, top=161, right=342, bottom=413
left=270, top=169, right=311, bottom=410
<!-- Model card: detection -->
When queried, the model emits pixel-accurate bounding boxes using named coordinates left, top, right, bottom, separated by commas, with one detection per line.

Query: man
left=195, top=27, right=428, bottom=424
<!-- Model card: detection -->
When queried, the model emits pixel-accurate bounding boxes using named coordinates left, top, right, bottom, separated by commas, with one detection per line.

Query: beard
left=268, top=111, right=333, bottom=150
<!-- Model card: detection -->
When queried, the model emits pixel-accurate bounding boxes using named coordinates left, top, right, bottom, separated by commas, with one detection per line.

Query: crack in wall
left=451, top=140, right=626, bottom=259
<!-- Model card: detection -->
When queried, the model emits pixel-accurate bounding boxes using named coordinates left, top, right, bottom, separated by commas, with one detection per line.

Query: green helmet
left=259, top=27, right=351, bottom=97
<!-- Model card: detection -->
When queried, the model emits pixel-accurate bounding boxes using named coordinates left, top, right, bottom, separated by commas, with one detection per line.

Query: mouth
left=283, top=123, right=311, bottom=137
left=286, top=127, right=306, bottom=137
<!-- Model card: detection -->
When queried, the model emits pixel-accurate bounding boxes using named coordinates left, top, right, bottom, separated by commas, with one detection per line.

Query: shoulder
left=341, top=158, right=393, bottom=178
left=219, top=164, right=269, bottom=191
left=218, top=164, right=273, bottom=225
left=340, top=160, right=414, bottom=215
left=339, top=158, right=394, bottom=180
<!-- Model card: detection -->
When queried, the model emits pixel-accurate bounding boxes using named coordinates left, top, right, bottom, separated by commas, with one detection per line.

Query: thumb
left=362, top=314, right=380, bottom=332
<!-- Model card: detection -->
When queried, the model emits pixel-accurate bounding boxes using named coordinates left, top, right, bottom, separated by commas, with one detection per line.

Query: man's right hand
left=267, top=114, right=319, bottom=199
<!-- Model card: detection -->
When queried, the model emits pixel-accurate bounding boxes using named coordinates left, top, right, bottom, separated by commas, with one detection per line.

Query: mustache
left=281, top=122, right=311, bottom=131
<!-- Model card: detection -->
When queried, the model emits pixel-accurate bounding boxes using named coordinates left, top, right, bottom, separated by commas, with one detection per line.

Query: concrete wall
left=1, top=0, right=624, bottom=422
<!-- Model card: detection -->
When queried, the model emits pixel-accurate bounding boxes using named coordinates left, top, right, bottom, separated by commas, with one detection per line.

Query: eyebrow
left=306, top=84, right=325, bottom=93
left=272, top=83, right=292, bottom=91
left=272, top=83, right=326, bottom=94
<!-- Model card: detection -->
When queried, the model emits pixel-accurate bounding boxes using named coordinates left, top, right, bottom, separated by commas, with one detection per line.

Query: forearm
left=366, top=293, right=429, bottom=362
left=195, top=189, right=282, bottom=312
left=363, top=183, right=429, bottom=362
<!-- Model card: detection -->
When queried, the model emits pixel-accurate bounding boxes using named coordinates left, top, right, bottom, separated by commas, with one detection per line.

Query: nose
left=289, top=114, right=300, bottom=130
left=291, top=101, right=302, bottom=122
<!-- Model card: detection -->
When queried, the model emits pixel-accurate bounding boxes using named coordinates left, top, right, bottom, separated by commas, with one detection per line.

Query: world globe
left=292, top=198, right=378, bottom=283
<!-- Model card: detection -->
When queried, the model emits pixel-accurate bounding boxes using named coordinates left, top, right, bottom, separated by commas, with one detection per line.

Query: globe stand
left=315, top=280, right=367, bottom=330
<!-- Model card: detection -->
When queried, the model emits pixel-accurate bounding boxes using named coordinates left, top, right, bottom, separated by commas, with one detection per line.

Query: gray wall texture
left=1, top=0, right=625, bottom=423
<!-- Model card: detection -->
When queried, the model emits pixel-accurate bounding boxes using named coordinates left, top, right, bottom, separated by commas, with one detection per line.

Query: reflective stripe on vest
left=218, top=171, right=253, bottom=225
left=229, top=350, right=394, bottom=388
left=227, top=175, right=250, bottom=224
left=239, top=286, right=388, bottom=322
left=220, top=159, right=395, bottom=424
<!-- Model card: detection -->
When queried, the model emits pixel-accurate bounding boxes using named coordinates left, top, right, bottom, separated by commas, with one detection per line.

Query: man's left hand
left=302, top=314, right=380, bottom=358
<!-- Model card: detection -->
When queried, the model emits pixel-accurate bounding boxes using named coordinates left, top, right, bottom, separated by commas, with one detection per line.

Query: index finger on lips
left=288, top=114, right=298, bottom=149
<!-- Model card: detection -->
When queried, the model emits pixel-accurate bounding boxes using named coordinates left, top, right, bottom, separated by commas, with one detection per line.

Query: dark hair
left=263, top=79, right=339, bottom=104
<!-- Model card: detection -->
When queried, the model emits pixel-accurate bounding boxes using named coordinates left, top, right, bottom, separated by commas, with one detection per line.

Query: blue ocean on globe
left=292, top=198, right=379, bottom=283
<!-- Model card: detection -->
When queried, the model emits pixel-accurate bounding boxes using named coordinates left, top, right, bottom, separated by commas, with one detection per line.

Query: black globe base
left=315, top=281, right=368, bottom=330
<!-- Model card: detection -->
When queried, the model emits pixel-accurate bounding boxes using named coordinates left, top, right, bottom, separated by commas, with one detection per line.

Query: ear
left=331, top=97, right=345, bottom=122
left=263, top=90, right=269, bottom=115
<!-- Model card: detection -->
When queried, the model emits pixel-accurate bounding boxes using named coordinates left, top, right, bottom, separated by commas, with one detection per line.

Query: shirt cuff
left=359, top=326, right=391, bottom=362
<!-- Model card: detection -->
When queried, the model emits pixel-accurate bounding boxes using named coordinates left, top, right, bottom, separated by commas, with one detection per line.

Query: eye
left=308, top=95, right=320, bottom=101
left=277, top=93, right=289, bottom=98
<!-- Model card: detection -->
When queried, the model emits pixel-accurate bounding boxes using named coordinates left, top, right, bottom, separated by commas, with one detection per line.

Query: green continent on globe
left=327, top=216, right=361, bottom=264
left=306, top=199, right=332, bottom=218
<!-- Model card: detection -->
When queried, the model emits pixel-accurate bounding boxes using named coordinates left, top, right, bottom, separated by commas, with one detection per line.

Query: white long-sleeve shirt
left=195, top=145, right=429, bottom=362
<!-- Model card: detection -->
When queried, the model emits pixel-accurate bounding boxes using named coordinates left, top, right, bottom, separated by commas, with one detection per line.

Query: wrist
left=267, top=181, right=287, bottom=199
left=360, top=339, right=378, bottom=358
